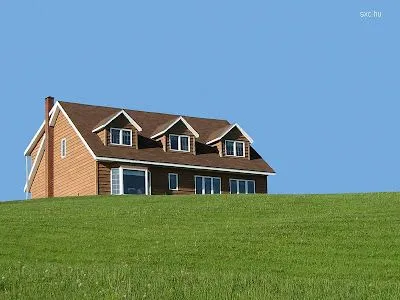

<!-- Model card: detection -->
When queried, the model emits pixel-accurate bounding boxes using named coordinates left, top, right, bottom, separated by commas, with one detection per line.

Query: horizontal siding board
left=51, top=111, right=97, bottom=198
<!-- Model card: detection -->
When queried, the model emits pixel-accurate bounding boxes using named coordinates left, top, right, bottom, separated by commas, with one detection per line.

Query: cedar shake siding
left=97, top=162, right=267, bottom=195
left=52, top=112, right=97, bottom=197
left=25, top=98, right=275, bottom=198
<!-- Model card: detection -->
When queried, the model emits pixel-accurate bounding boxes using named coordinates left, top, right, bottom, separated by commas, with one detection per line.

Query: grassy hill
left=0, top=193, right=399, bottom=299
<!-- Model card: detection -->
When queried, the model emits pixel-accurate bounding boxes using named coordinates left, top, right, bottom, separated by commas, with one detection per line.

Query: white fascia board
left=150, top=116, right=200, bottom=139
left=57, top=102, right=97, bottom=159
left=24, top=121, right=45, bottom=156
left=95, top=156, right=275, bottom=176
left=206, top=123, right=254, bottom=145
left=24, top=134, right=46, bottom=192
left=92, top=110, right=143, bottom=133
left=49, top=104, right=60, bottom=126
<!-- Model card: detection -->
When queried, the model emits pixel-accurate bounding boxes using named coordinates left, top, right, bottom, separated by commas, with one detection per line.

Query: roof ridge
left=58, top=100, right=231, bottom=123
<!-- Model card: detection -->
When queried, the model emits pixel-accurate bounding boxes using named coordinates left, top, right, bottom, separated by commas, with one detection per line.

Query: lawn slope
left=1, top=193, right=400, bottom=299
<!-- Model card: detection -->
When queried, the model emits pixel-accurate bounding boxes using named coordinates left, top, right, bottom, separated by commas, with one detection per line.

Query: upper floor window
left=225, top=140, right=245, bottom=157
left=61, top=138, right=67, bottom=158
left=169, top=134, right=190, bottom=152
left=110, top=128, right=132, bottom=146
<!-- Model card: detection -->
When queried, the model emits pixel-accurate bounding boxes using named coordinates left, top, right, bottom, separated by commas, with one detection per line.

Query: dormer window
left=169, top=134, right=190, bottom=152
left=110, top=128, right=132, bottom=146
left=225, top=140, right=245, bottom=157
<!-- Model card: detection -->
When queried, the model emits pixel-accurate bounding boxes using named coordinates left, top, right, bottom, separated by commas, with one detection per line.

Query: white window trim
left=206, top=123, right=254, bottom=145
left=169, top=134, right=190, bottom=152
left=61, top=138, right=67, bottom=159
left=92, top=110, right=143, bottom=133
left=229, top=179, right=256, bottom=194
left=194, top=176, right=221, bottom=195
left=168, top=173, right=179, bottom=191
left=110, top=167, right=150, bottom=195
left=225, top=140, right=245, bottom=157
left=110, top=128, right=133, bottom=146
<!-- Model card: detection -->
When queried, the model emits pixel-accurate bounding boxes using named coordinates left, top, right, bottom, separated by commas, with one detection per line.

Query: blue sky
left=0, top=1, right=398, bottom=200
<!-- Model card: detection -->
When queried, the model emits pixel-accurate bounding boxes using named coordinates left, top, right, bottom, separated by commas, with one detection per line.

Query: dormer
left=206, top=123, right=253, bottom=160
left=92, top=110, right=142, bottom=149
left=150, top=116, right=199, bottom=155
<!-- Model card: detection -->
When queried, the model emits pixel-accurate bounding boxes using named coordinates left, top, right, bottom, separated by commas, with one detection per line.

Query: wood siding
left=51, top=112, right=97, bottom=197
left=98, top=162, right=113, bottom=195
left=98, top=162, right=267, bottom=195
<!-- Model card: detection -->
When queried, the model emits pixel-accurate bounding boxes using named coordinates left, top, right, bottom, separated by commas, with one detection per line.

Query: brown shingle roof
left=206, top=124, right=232, bottom=143
left=59, top=101, right=275, bottom=174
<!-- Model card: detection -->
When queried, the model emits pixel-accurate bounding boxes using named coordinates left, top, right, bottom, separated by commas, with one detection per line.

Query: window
left=61, top=138, right=67, bottom=158
left=111, top=168, right=120, bottom=195
left=230, top=180, right=237, bottom=194
left=226, top=141, right=234, bottom=156
left=229, top=179, right=256, bottom=194
left=236, top=142, right=244, bottom=157
left=122, top=130, right=131, bottom=145
left=111, top=167, right=149, bottom=195
left=180, top=136, right=189, bottom=151
left=247, top=180, right=255, bottom=194
left=168, top=173, right=178, bottom=190
left=111, top=129, right=120, bottom=144
left=195, top=176, right=221, bottom=194
left=169, top=134, right=190, bottom=152
left=110, top=128, right=132, bottom=146
left=123, top=169, right=146, bottom=194
left=225, top=140, right=245, bottom=157
left=195, top=176, right=203, bottom=194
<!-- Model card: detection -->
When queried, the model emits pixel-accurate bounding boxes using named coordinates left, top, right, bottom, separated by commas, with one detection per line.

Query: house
left=24, top=97, right=275, bottom=198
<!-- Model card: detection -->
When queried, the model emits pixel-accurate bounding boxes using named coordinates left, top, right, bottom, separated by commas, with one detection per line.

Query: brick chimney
left=44, top=96, right=54, bottom=198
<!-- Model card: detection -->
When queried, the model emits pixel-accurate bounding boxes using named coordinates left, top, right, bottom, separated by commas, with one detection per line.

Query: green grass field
left=1, top=193, right=399, bottom=299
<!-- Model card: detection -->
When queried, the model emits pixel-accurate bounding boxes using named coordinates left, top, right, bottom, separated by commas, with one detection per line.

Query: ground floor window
left=168, top=173, right=178, bottom=190
left=111, top=168, right=149, bottom=195
left=229, top=179, right=255, bottom=194
left=195, top=176, right=221, bottom=194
